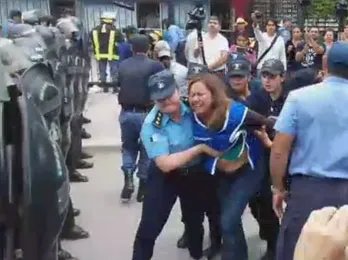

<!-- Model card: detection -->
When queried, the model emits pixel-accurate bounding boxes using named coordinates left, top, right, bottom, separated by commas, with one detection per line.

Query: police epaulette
left=153, top=110, right=163, bottom=128
left=180, top=96, right=190, bottom=107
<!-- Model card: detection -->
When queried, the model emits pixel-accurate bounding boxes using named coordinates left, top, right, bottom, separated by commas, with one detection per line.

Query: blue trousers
left=132, top=163, right=210, bottom=260
left=119, top=109, right=148, bottom=180
left=218, top=163, right=263, bottom=260
left=276, top=175, right=348, bottom=260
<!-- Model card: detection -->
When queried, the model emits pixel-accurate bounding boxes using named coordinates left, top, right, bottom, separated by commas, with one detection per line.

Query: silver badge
left=158, top=82, right=165, bottom=89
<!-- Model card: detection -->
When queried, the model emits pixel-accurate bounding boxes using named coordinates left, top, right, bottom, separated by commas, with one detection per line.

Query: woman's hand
left=199, top=144, right=222, bottom=158
left=217, top=150, right=248, bottom=173
left=254, top=126, right=272, bottom=148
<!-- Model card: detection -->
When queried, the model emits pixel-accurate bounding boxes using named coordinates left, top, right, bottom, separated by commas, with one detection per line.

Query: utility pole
left=297, top=0, right=311, bottom=29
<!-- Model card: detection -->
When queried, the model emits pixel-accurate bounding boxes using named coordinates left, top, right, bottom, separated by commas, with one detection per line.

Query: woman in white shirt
left=251, top=14, right=287, bottom=74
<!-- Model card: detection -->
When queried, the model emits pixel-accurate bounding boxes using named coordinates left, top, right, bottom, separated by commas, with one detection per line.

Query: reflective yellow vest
left=92, top=24, right=120, bottom=61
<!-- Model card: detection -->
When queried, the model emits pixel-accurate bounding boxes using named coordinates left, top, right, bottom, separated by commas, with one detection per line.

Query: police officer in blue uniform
left=132, top=69, right=220, bottom=260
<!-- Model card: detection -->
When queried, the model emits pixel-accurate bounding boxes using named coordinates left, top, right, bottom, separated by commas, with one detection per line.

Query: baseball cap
left=148, top=70, right=177, bottom=100
left=187, top=62, right=209, bottom=79
left=327, top=42, right=348, bottom=70
left=261, top=59, right=285, bottom=76
left=154, top=40, right=171, bottom=57
left=227, top=60, right=251, bottom=77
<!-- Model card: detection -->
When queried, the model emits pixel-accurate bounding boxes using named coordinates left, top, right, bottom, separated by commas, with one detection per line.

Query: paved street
left=62, top=92, right=266, bottom=260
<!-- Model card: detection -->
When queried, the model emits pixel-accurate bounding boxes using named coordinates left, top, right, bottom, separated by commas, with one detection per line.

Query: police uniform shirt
left=274, top=76, right=348, bottom=179
left=141, top=101, right=196, bottom=162
left=192, top=101, right=260, bottom=175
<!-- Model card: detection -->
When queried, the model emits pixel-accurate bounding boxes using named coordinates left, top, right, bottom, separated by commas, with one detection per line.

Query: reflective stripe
left=92, top=30, right=101, bottom=60
left=92, top=29, right=119, bottom=61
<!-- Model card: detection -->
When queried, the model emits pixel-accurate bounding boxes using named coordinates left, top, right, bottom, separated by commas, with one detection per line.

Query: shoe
left=81, top=128, right=91, bottom=139
left=76, top=159, right=93, bottom=169
left=82, top=116, right=91, bottom=124
left=177, top=230, right=188, bottom=249
left=58, top=249, right=78, bottom=260
left=81, top=150, right=93, bottom=159
left=103, top=85, right=109, bottom=93
left=260, top=250, right=275, bottom=260
left=203, top=243, right=221, bottom=260
left=136, top=179, right=146, bottom=202
left=120, top=171, right=134, bottom=201
left=70, top=171, right=89, bottom=183
left=61, top=225, right=90, bottom=240
left=73, top=208, right=81, bottom=217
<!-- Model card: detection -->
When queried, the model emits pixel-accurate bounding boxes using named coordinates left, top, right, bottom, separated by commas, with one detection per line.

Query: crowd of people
left=112, top=11, right=348, bottom=260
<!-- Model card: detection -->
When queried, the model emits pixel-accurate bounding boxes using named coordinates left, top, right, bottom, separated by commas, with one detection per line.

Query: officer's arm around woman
left=132, top=69, right=221, bottom=260
left=187, top=72, right=274, bottom=260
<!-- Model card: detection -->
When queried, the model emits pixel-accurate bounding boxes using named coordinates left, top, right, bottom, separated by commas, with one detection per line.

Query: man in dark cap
left=270, top=42, right=348, bottom=260
left=117, top=34, right=164, bottom=202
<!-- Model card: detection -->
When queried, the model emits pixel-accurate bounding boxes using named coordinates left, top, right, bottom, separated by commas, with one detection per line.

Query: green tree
left=308, top=0, right=336, bottom=19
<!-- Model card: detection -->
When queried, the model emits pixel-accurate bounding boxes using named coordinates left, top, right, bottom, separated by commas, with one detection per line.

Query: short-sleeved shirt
left=192, top=101, right=261, bottom=175
left=141, top=102, right=196, bottom=164
left=296, top=42, right=326, bottom=71
left=274, top=76, right=348, bottom=179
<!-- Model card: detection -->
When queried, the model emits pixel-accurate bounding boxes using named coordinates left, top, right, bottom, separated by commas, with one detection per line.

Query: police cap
left=327, top=42, right=348, bottom=70
left=227, top=59, right=251, bottom=77
left=148, top=70, right=176, bottom=101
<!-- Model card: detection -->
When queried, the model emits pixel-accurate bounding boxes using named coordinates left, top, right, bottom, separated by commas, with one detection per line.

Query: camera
left=185, top=1, right=206, bottom=31
left=254, top=10, right=263, bottom=20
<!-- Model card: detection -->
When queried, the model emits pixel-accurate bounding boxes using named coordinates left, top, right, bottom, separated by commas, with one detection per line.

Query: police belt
left=121, top=104, right=153, bottom=113
left=172, top=164, right=201, bottom=177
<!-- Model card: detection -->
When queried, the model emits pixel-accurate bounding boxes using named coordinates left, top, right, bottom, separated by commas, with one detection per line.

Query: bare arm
left=270, top=133, right=295, bottom=192
left=208, top=51, right=228, bottom=70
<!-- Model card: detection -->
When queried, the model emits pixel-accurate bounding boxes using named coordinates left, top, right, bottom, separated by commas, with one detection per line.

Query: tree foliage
left=308, top=0, right=337, bottom=19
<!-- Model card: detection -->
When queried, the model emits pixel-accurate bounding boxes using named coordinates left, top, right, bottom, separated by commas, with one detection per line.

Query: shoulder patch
left=152, top=110, right=163, bottom=128
left=180, top=96, right=190, bottom=107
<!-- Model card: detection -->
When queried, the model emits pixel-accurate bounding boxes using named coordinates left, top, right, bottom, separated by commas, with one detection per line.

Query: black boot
left=81, top=128, right=91, bottom=139
left=176, top=229, right=188, bottom=249
left=203, top=224, right=222, bottom=259
left=120, top=170, right=134, bottom=201
left=58, top=248, right=78, bottom=260
left=136, top=179, right=146, bottom=203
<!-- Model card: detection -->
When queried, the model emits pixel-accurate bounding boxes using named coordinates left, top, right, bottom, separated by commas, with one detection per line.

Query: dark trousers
left=61, top=198, right=75, bottom=234
left=276, top=175, right=348, bottom=260
left=180, top=174, right=221, bottom=244
left=66, top=115, right=82, bottom=176
left=249, top=156, right=279, bottom=248
left=132, top=164, right=210, bottom=260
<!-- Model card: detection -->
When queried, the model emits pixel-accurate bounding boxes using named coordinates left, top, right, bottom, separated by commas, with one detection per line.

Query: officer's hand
left=272, top=189, right=287, bottom=219
left=199, top=144, right=222, bottom=158
left=294, top=206, right=348, bottom=260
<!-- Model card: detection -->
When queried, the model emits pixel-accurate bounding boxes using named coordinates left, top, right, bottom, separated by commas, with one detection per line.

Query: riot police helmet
left=22, top=9, right=44, bottom=25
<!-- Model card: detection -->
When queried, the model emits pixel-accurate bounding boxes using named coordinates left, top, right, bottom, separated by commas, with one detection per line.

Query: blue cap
left=148, top=70, right=177, bottom=100
left=327, top=42, right=348, bottom=70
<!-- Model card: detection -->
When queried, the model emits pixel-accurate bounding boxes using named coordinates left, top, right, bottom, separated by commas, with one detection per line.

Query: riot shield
left=17, top=63, right=69, bottom=260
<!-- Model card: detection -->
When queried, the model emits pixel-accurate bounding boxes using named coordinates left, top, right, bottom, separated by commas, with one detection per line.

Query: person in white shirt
left=185, top=16, right=229, bottom=74
left=251, top=13, right=287, bottom=73
left=154, top=40, right=189, bottom=96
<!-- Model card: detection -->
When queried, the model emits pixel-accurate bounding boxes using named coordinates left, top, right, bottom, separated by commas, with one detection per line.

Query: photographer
left=251, top=11, right=287, bottom=75
left=189, top=16, right=229, bottom=75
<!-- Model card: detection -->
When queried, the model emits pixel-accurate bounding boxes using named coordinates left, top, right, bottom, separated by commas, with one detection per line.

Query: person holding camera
left=189, top=16, right=229, bottom=76
left=251, top=11, right=287, bottom=75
